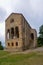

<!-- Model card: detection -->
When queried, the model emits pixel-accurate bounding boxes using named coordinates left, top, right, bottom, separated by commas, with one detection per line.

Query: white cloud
left=0, top=22, right=5, bottom=46
left=0, top=7, right=7, bottom=22
left=0, top=0, right=12, bottom=14
left=0, top=22, right=5, bottom=36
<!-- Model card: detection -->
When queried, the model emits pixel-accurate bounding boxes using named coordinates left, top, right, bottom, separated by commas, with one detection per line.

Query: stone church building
left=5, top=13, right=37, bottom=51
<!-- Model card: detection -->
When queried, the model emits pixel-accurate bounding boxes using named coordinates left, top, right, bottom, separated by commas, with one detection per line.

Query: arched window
left=31, top=33, right=34, bottom=40
left=7, top=29, right=10, bottom=39
left=15, top=26, right=19, bottom=38
left=11, top=27, right=14, bottom=39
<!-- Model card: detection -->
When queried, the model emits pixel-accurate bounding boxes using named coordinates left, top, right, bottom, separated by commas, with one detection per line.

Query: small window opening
left=8, top=43, right=10, bottom=46
left=16, top=42, right=18, bottom=46
left=12, top=42, right=14, bottom=46
left=10, top=19, right=14, bottom=23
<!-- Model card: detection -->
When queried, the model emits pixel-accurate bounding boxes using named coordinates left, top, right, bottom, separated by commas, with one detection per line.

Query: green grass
left=0, top=51, right=43, bottom=65
left=0, top=50, right=9, bottom=57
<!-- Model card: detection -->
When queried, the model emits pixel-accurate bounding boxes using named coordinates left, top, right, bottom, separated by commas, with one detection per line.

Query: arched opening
left=11, top=27, right=14, bottom=39
left=7, top=29, right=10, bottom=39
left=15, top=26, right=19, bottom=38
left=31, top=33, right=34, bottom=40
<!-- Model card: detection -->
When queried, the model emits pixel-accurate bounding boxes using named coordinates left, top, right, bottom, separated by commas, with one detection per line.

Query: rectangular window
left=8, top=43, right=10, bottom=46
left=16, top=42, right=18, bottom=46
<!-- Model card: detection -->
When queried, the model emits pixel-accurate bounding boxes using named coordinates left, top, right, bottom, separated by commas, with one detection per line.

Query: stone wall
left=5, top=13, right=37, bottom=51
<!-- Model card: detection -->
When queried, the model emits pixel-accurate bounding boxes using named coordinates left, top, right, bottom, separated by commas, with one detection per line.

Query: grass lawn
left=0, top=50, right=9, bottom=57
left=0, top=51, right=43, bottom=65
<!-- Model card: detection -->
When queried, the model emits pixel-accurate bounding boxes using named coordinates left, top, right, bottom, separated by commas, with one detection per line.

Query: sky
left=0, top=0, right=43, bottom=46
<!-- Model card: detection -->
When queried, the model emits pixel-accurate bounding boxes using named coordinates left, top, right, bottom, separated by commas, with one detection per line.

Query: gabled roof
left=5, top=12, right=31, bottom=28
left=5, top=13, right=22, bottom=22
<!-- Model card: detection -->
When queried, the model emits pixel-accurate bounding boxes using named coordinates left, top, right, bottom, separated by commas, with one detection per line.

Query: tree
left=39, top=25, right=43, bottom=34
left=0, top=41, right=4, bottom=50
left=38, top=25, right=43, bottom=47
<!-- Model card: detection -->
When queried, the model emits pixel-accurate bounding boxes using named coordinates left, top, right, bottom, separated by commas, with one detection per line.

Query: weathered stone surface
left=5, top=13, right=37, bottom=51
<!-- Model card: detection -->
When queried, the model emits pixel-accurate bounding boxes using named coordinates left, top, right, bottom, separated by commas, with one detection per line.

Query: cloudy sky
left=0, top=0, right=43, bottom=46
